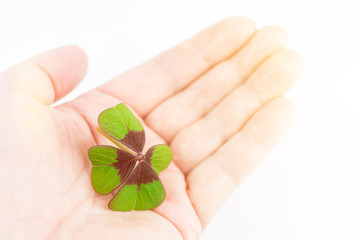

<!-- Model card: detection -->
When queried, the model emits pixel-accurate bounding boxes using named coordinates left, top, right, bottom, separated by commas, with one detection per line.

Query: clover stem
left=96, top=126, right=137, bottom=155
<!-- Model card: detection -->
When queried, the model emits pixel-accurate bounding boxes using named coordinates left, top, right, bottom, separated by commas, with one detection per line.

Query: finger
left=171, top=49, right=303, bottom=173
left=186, top=97, right=295, bottom=227
left=146, top=26, right=288, bottom=141
left=0, top=45, right=87, bottom=105
left=97, top=16, right=256, bottom=116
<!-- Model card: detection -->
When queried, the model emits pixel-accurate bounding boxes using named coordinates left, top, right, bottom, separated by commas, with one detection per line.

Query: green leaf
left=134, top=180, right=165, bottom=210
left=145, top=144, right=173, bottom=173
left=108, top=161, right=166, bottom=211
left=108, top=184, right=138, bottom=211
left=98, top=103, right=145, bottom=153
left=91, top=167, right=120, bottom=195
left=89, top=145, right=119, bottom=166
left=88, top=146, right=136, bottom=195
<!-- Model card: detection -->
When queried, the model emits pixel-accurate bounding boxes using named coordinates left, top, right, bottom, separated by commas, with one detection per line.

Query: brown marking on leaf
left=111, top=149, right=137, bottom=181
left=121, top=130, right=145, bottom=154
left=126, top=161, right=159, bottom=190
left=144, top=145, right=156, bottom=165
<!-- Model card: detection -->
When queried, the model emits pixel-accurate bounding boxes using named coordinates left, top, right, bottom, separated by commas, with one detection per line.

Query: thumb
left=0, top=45, right=88, bottom=105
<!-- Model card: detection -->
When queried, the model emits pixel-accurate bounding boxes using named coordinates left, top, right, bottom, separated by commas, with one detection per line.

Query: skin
left=0, top=17, right=303, bottom=240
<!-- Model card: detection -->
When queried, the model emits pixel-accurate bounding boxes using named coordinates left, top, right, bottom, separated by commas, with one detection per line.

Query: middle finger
left=145, top=26, right=288, bottom=142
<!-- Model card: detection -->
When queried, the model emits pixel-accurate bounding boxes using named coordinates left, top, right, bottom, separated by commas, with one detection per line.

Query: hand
left=0, top=17, right=302, bottom=240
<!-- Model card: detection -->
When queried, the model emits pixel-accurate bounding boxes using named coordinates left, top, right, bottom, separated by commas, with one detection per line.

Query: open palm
left=0, top=17, right=302, bottom=240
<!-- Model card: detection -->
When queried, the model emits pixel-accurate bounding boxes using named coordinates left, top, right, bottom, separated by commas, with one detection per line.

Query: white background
left=1, top=0, right=359, bottom=239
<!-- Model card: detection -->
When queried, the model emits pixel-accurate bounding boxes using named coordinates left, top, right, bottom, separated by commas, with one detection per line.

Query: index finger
left=97, top=17, right=256, bottom=116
